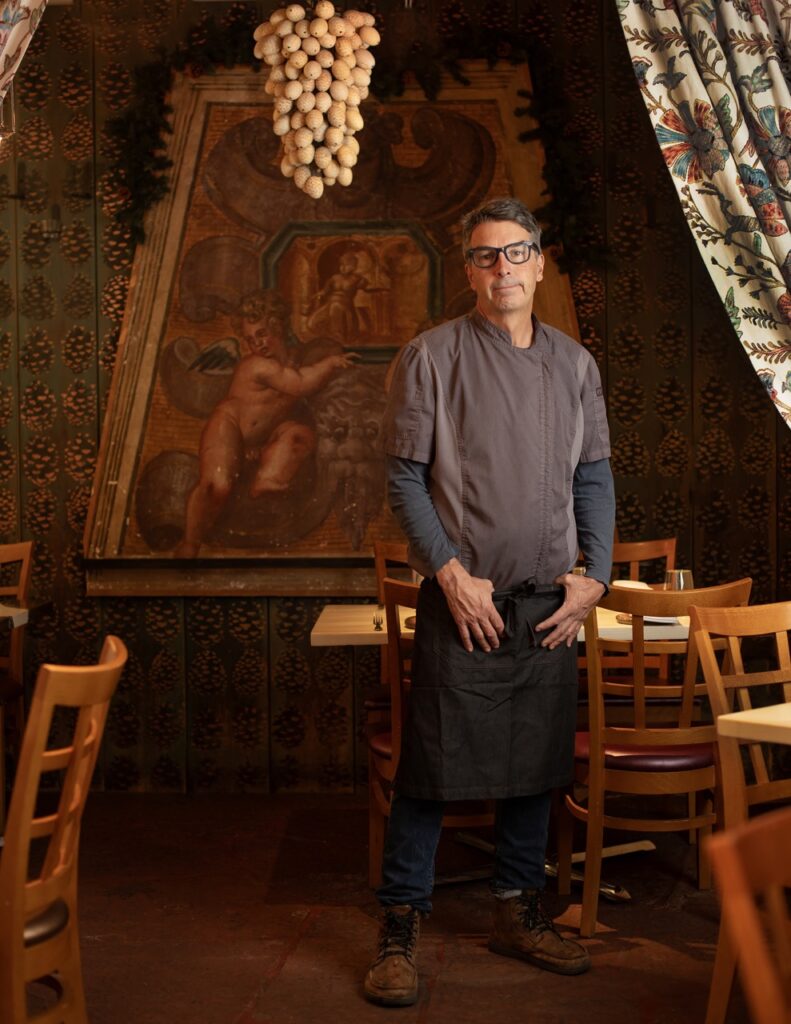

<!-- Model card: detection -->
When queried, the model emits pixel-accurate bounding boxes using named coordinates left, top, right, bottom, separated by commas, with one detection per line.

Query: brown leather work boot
left=363, top=905, right=420, bottom=1007
left=488, top=890, right=591, bottom=975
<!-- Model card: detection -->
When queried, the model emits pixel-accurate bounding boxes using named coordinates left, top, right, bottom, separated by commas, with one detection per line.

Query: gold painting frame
left=84, top=62, right=579, bottom=596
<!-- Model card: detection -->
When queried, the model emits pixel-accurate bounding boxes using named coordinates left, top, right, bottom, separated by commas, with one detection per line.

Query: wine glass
left=664, top=569, right=694, bottom=590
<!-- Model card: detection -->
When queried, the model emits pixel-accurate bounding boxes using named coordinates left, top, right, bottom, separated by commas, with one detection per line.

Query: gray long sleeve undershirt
left=387, top=454, right=615, bottom=587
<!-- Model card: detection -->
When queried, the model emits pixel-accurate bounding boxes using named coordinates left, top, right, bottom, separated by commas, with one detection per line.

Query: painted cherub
left=175, top=288, right=357, bottom=557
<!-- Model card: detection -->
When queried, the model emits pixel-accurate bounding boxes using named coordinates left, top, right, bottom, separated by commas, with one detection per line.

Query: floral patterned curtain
left=0, top=0, right=48, bottom=102
left=618, top=0, right=791, bottom=426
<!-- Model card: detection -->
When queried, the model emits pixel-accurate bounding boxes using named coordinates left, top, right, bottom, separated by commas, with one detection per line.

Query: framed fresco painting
left=84, top=62, right=579, bottom=596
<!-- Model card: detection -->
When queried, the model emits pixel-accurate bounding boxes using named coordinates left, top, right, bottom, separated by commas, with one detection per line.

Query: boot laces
left=376, top=908, right=418, bottom=962
left=516, top=891, right=557, bottom=937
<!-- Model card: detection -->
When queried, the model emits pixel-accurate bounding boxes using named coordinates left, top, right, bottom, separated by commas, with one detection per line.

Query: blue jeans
left=376, top=790, right=553, bottom=914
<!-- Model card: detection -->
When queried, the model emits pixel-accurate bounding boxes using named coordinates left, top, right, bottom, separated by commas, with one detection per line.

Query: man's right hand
left=435, top=558, right=504, bottom=653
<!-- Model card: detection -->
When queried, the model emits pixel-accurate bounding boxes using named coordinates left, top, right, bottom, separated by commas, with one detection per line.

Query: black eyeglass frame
left=464, top=240, right=541, bottom=268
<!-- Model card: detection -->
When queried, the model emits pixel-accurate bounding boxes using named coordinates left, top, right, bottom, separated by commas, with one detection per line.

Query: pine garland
left=104, top=3, right=260, bottom=245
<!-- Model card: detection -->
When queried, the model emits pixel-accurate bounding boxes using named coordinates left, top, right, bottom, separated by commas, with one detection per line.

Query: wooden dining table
left=716, top=702, right=791, bottom=745
left=310, top=602, right=690, bottom=647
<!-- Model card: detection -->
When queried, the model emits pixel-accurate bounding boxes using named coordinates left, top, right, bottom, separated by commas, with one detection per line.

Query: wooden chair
left=366, top=578, right=493, bottom=887
left=611, top=537, right=676, bottom=677
left=0, top=540, right=34, bottom=833
left=611, top=536, right=676, bottom=583
left=690, top=601, right=791, bottom=1024
left=707, top=806, right=791, bottom=1024
left=373, top=539, right=410, bottom=606
left=558, top=577, right=752, bottom=937
left=577, top=537, right=676, bottom=692
left=0, top=635, right=128, bottom=1024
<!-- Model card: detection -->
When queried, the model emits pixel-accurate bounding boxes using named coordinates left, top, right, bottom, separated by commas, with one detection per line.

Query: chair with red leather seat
left=557, top=577, right=752, bottom=937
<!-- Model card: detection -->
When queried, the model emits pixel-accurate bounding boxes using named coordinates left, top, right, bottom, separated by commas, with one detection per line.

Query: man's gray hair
left=461, top=197, right=542, bottom=257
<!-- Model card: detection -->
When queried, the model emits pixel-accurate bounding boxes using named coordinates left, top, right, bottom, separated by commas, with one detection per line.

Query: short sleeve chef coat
left=382, top=311, right=611, bottom=589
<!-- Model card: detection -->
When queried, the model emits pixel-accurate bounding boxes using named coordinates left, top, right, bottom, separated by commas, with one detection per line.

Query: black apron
left=395, top=577, right=578, bottom=801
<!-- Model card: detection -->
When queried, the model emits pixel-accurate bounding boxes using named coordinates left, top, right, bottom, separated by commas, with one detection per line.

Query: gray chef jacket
left=382, top=311, right=611, bottom=590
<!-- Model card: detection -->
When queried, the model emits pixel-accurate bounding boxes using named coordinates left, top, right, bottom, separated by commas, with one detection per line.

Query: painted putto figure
left=176, top=288, right=356, bottom=557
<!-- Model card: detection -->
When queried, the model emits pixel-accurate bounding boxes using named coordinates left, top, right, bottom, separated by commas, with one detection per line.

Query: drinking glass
left=664, top=569, right=694, bottom=590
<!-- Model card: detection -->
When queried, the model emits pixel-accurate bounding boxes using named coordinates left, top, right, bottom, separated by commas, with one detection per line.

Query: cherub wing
left=188, top=336, right=240, bottom=372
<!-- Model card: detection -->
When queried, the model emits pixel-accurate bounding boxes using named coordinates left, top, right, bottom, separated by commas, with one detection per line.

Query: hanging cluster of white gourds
left=253, top=2, right=380, bottom=199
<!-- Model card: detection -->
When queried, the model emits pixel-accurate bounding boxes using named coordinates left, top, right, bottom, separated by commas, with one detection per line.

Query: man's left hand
left=535, top=573, right=606, bottom=650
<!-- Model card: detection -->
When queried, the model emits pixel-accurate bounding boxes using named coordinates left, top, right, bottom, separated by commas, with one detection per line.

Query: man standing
left=364, top=197, right=615, bottom=1006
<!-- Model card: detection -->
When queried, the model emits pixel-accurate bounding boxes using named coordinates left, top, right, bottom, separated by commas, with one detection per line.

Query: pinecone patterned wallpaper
left=0, top=0, right=786, bottom=794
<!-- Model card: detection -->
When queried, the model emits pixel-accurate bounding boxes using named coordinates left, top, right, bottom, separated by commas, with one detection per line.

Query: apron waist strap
left=492, top=580, right=565, bottom=638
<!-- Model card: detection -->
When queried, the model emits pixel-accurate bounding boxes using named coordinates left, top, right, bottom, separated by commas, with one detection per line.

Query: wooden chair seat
left=574, top=731, right=715, bottom=772
left=24, top=900, right=70, bottom=949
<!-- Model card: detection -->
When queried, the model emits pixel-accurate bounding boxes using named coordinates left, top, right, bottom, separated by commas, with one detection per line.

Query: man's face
left=464, top=219, right=544, bottom=321
left=241, top=309, right=287, bottom=355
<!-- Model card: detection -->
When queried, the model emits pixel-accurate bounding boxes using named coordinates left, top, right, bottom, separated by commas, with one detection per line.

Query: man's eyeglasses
left=465, top=240, right=541, bottom=269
